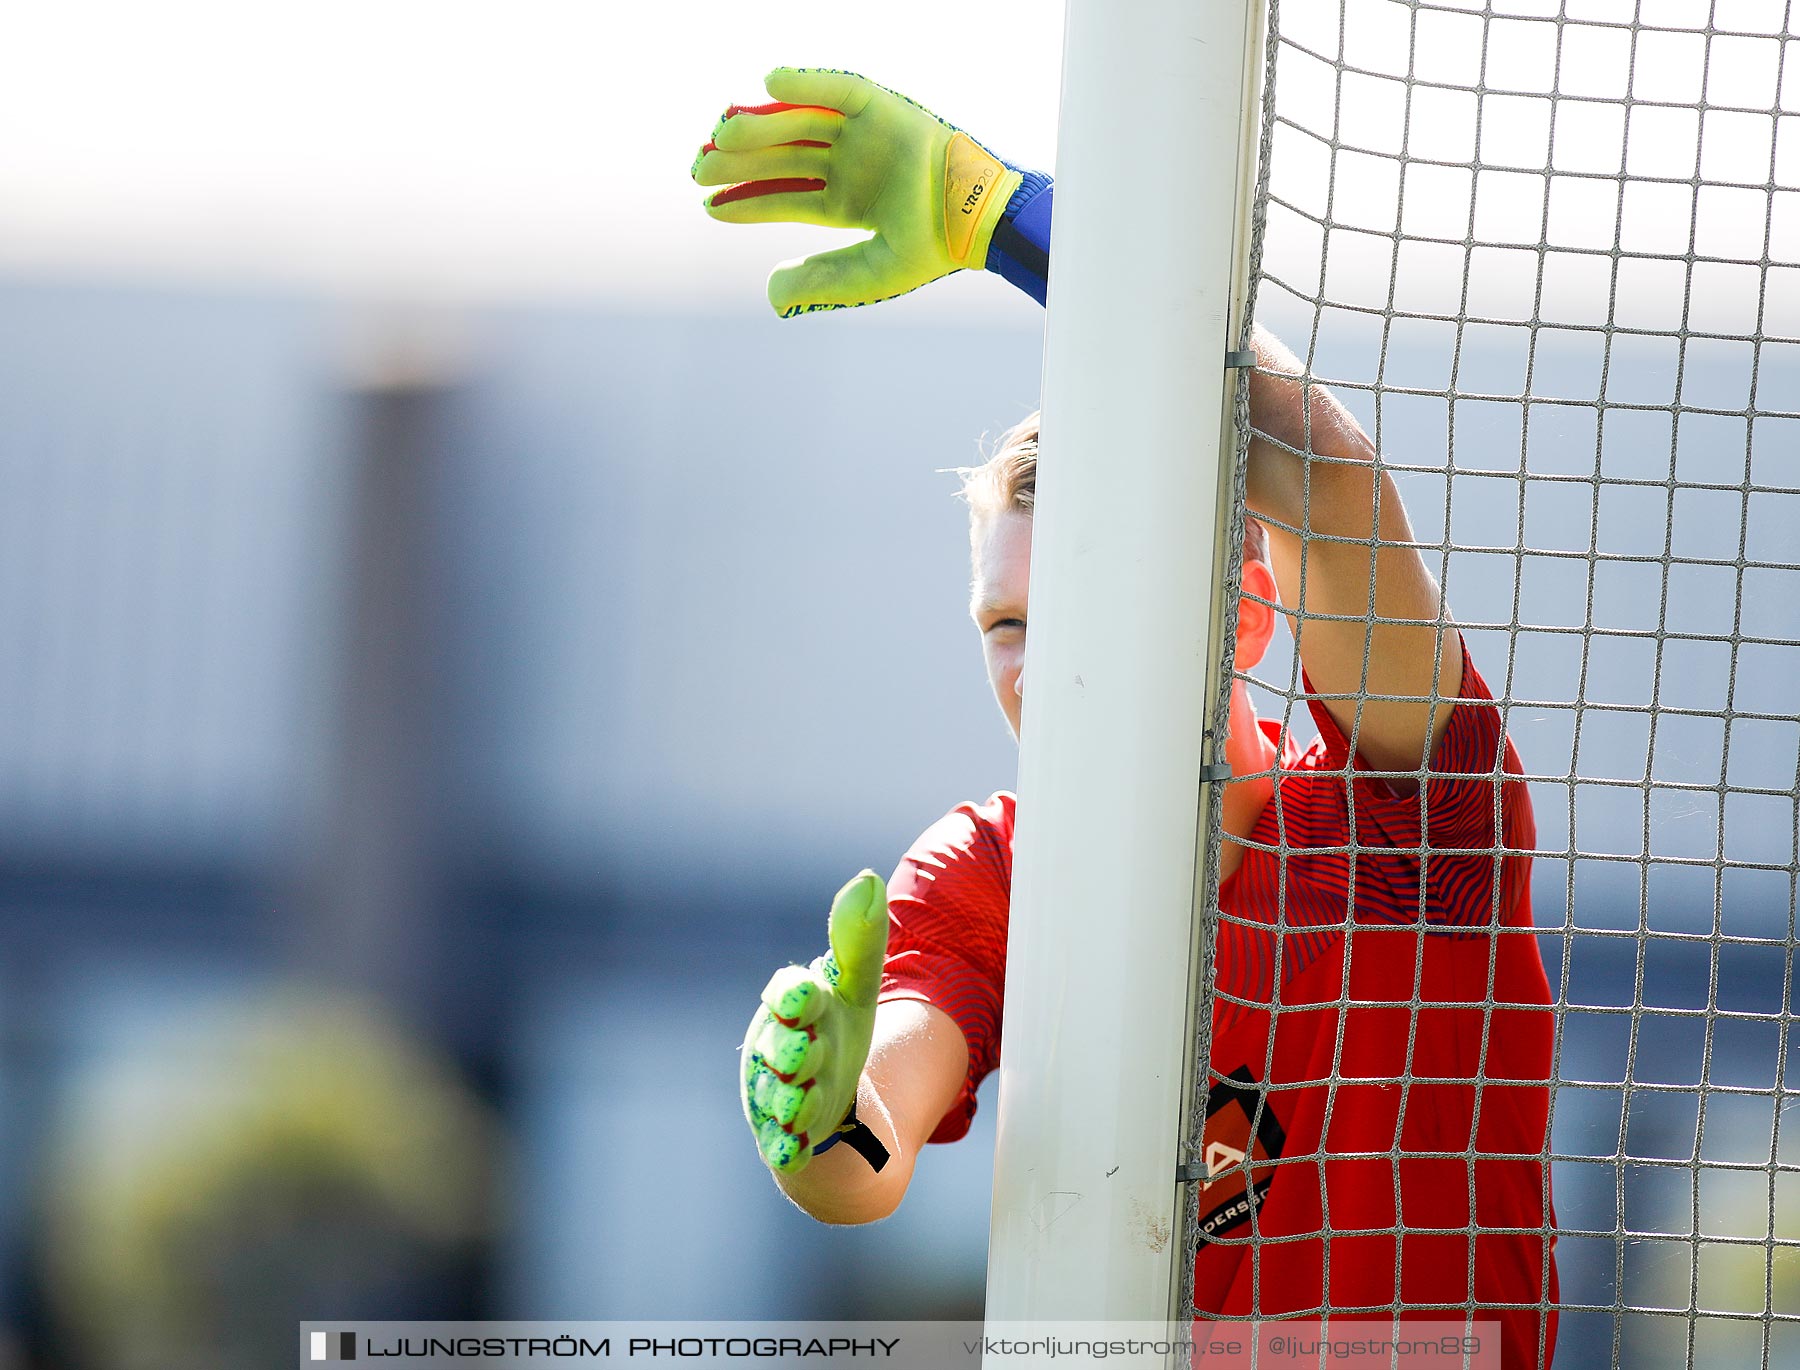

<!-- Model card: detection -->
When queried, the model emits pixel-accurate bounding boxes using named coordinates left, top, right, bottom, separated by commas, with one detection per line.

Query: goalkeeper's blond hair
left=959, top=410, right=1270, bottom=566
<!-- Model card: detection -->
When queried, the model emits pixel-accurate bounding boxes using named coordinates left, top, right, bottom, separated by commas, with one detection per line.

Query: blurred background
left=0, top=0, right=1793, bottom=1366
left=0, top=4, right=1052, bottom=1365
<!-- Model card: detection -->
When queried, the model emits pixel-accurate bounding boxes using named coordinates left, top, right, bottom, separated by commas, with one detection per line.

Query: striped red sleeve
left=879, top=792, right=1014, bottom=1143
left=1302, top=637, right=1515, bottom=846
left=1300, top=638, right=1534, bottom=926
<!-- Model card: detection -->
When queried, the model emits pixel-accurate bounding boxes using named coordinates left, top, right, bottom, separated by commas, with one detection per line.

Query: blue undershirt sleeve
left=984, top=169, right=1053, bottom=307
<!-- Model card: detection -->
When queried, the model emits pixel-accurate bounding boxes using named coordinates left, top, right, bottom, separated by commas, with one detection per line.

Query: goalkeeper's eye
left=985, top=618, right=1025, bottom=635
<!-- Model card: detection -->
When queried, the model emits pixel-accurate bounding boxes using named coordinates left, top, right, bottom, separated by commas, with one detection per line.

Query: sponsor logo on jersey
left=1194, top=1066, right=1287, bottom=1245
left=1203, top=1139, right=1247, bottom=1186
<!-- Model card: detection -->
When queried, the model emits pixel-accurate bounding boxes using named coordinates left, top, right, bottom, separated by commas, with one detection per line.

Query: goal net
left=1184, top=0, right=1800, bottom=1364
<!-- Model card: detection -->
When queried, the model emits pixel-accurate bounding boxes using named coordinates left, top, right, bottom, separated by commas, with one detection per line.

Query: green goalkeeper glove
left=740, top=870, right=890, bottom=1174
left=692, top=67, right=1024, bottom=317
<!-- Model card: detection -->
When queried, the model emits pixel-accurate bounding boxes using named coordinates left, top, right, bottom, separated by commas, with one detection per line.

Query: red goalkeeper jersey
left=879, top=644, right=1558, bottom=1368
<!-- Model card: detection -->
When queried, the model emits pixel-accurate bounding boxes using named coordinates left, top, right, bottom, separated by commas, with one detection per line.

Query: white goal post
left=983, top=0, right=1269, bottom=1343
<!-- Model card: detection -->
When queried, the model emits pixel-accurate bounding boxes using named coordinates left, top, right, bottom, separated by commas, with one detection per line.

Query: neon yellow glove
left=692, top=67, right=1024, bottom=318
left=740, top=870, right=890, bottom=1174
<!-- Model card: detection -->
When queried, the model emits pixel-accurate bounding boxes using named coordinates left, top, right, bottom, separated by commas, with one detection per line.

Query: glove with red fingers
left=740, top=870, right=892, bottom=1175
left=692, top=67, right=1051, bottom=317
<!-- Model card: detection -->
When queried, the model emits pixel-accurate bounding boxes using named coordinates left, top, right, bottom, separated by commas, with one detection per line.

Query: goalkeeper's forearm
left=1241, top=323, right=1387, bottom=542
left=772, top=1000, right=968, bottom=1225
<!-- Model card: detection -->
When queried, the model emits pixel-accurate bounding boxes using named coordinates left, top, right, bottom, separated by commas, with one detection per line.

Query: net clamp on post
left=1175, top=1159, right=1205, bottom=1184
left=1199, top=762, right=1233, bottom=784
left=1224, top=348, right=1256, bottom=369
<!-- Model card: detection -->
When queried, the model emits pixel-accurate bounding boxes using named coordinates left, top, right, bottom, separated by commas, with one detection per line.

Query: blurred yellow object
left=41, top=986, right=498, bottom=1370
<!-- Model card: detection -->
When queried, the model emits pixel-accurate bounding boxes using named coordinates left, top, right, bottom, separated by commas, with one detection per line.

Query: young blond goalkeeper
left=701, top=69, right=1559, bottom=1369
